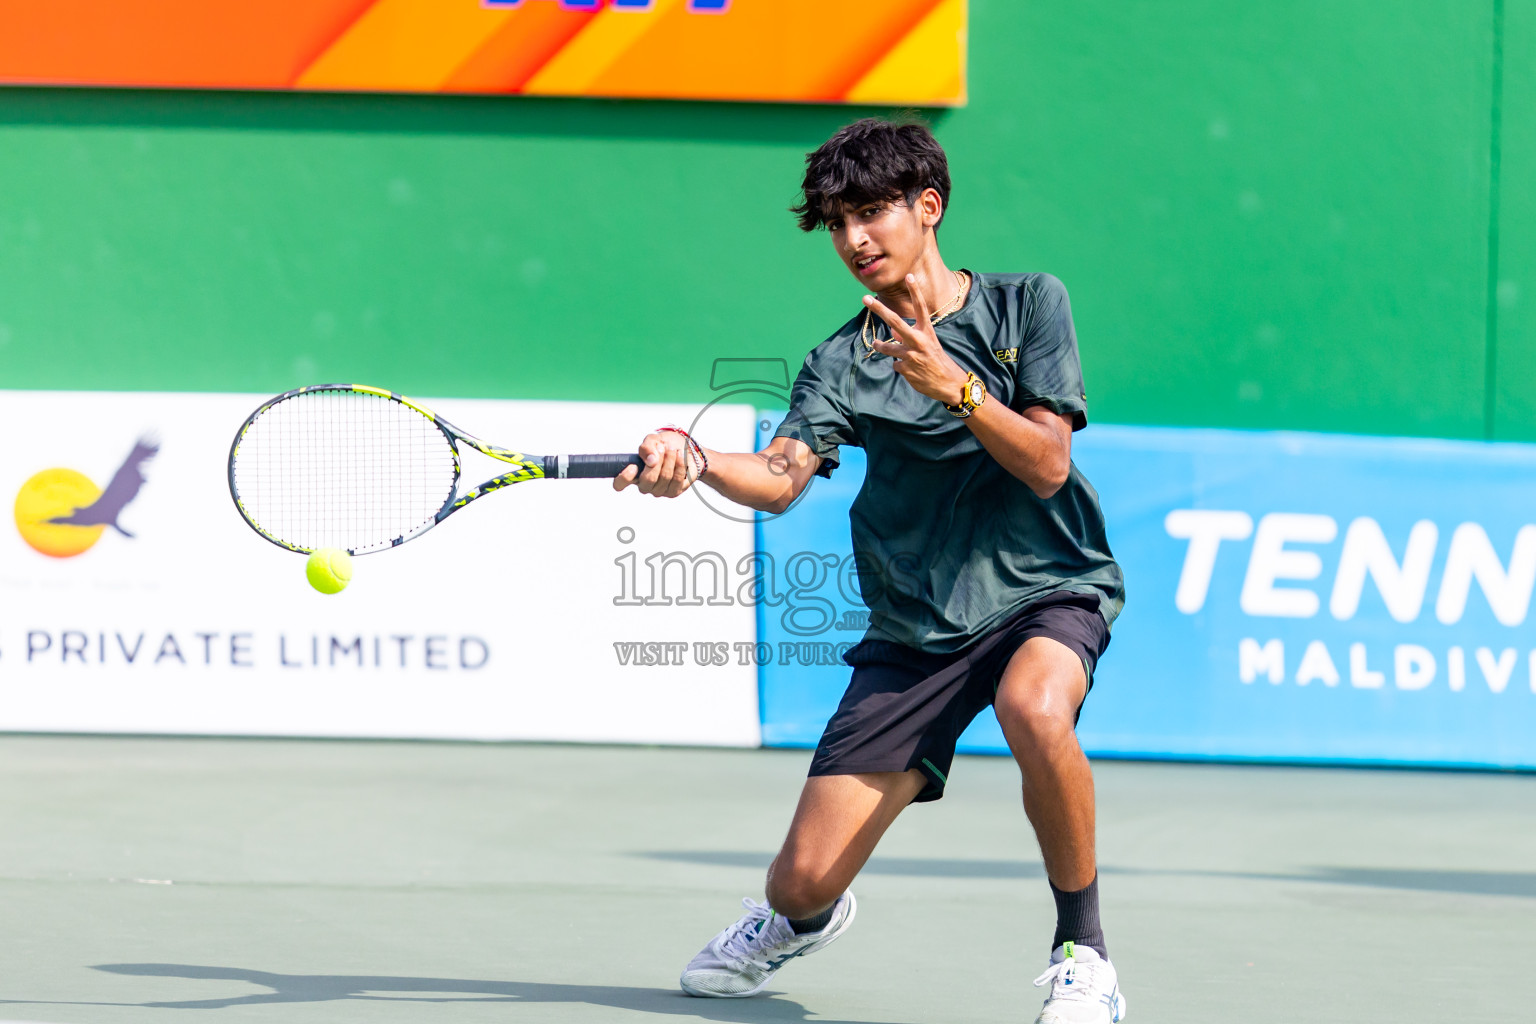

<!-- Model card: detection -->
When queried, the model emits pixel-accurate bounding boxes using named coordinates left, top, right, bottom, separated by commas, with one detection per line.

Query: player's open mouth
left=855, top=254, right=885, bottom=276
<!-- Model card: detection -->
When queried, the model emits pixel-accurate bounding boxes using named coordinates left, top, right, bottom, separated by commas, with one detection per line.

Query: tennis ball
left=305, top=548, right=353, bottom=595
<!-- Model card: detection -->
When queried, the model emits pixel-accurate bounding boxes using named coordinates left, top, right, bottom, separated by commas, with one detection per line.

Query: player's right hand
left=613, top=431, right=696, bottom=497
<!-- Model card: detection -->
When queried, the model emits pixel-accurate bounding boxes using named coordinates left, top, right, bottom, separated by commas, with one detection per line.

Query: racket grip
left=547, top=454, right=646, bottom=479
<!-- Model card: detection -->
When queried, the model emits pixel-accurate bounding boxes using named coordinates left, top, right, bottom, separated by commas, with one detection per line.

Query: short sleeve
left=772, top=348, right=858, bottom=478
left=1016, top=274, right=1089, bottom=431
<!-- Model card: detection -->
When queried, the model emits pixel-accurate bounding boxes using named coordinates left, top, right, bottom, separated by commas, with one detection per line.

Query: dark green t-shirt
left=773, top=271, right=1125, bottom=653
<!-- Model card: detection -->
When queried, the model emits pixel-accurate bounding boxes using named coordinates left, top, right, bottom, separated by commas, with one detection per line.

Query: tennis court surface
left=0, top=736, right=1530, bottom=1023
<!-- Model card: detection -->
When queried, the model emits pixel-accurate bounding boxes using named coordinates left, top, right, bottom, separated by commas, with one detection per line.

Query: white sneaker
left=679, top=892, right=857, bottom=998
left=1033, top=942, right=1127, bottom=1023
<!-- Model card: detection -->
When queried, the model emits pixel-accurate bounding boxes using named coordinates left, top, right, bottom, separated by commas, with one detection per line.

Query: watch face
left=971, top=378, right=986, bottom=404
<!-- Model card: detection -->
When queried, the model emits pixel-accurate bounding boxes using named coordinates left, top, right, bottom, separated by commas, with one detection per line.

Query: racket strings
left=233, top=389, right=457, bottom=553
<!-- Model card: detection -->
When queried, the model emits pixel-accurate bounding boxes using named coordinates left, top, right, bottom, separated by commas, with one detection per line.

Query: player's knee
left=765, top=854, right=843, bottom=919
left=995, top=688, right=1076, bottom=756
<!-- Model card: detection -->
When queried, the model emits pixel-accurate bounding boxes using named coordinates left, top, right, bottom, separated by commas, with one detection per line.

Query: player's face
left=827, top=197, right=930, bottom=291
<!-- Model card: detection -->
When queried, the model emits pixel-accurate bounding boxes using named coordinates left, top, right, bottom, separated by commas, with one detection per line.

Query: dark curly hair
left=790, top=116, right=952, bottom=233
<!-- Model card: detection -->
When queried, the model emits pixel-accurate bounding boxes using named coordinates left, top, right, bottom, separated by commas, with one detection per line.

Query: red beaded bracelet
left=657, top=425, right=709, bottom=477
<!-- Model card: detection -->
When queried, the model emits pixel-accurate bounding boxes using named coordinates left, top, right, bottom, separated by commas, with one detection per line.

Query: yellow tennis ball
left=305, top=548, right=353, bottom=595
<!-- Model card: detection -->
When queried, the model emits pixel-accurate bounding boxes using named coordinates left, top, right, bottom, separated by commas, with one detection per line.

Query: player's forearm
left=963, top=402, right=1071, bottom=499
left=903, top=355, right=1070, bottom=499
left=698, top=449, right=802, bottom=513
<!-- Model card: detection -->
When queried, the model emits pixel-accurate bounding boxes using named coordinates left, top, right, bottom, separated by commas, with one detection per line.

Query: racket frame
left=228, top=383, right=550, bottom=555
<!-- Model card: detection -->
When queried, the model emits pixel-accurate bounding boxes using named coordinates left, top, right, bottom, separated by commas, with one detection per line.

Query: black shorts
left=808, top=591, right=1111, bottom=803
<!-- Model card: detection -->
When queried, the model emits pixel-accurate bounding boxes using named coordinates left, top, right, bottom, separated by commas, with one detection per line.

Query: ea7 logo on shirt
left=992, top=347, right=1020, bottom=363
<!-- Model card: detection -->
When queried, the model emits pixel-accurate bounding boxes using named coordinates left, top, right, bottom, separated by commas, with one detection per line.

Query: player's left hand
left=864, top=274, right=969, bottom=406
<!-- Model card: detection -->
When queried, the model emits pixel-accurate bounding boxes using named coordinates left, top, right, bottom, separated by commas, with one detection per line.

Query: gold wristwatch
left=945, top=372, right=987, bottom=418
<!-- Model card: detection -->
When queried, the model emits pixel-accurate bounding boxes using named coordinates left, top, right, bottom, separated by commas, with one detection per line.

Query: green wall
left=0, top=1, right=1524, bottom=440
left=1496, top=0, right=1536, bottom=438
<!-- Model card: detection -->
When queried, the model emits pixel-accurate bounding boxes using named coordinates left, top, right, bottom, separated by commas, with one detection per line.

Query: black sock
left=786, top=905, right=835, bottom=934
left=1049, top=874, right=1107, bottom=960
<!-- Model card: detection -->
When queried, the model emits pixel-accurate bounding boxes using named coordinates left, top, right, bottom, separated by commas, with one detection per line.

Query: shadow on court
left=1246, top=867, right=1536, bottom=898
left=640, top=852, right=1536, bottom=898
left=3, top=964, right=901, bottom=1024
left=638, top=850, right=1045, bottom=879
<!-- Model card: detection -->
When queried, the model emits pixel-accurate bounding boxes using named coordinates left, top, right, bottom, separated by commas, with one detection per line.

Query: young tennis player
left=615, top=117, right=1127, bottom=1024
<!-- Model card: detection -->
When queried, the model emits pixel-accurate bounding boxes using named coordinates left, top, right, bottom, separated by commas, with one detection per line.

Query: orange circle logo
left=14, top=468, right=106, bottom=558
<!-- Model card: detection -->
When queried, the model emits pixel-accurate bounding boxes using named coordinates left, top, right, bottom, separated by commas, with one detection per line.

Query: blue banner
left=756, top=422, right=1536, bottom=769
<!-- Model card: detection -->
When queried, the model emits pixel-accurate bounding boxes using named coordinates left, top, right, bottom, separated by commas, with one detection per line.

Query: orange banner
left=0, top=0, right=965, bottom=105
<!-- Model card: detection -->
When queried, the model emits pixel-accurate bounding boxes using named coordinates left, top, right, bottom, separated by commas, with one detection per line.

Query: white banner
left=0, top=390, right=761, bottom=746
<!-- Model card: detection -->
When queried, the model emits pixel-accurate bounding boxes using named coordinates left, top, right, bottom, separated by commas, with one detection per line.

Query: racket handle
left=546, top=454, right=646, bottom=479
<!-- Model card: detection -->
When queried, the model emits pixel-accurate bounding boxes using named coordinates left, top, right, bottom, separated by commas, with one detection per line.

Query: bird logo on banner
left=14, top=438, right=159, bottom=557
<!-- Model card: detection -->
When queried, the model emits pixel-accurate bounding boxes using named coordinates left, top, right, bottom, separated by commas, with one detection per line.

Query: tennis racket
left=228, top=384, right=643, bottom=555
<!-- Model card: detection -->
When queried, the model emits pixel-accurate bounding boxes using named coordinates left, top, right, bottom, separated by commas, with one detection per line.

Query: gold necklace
left=861, top=270, right=970, bottom=358
left=932, top=269, right=970, bottom=321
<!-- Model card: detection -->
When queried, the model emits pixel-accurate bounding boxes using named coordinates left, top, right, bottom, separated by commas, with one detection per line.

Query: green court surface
left=0, top=736, right=1531, bottom=1023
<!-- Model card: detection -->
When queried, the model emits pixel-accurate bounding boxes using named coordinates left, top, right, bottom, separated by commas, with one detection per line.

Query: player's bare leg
left=765, top=769, right=924, bottom=917
left=995, top=637, right=1096, bottom=890
left=679, top=770, right=922, bottom=997
left=996, top=636, right=1126, bottom=1022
